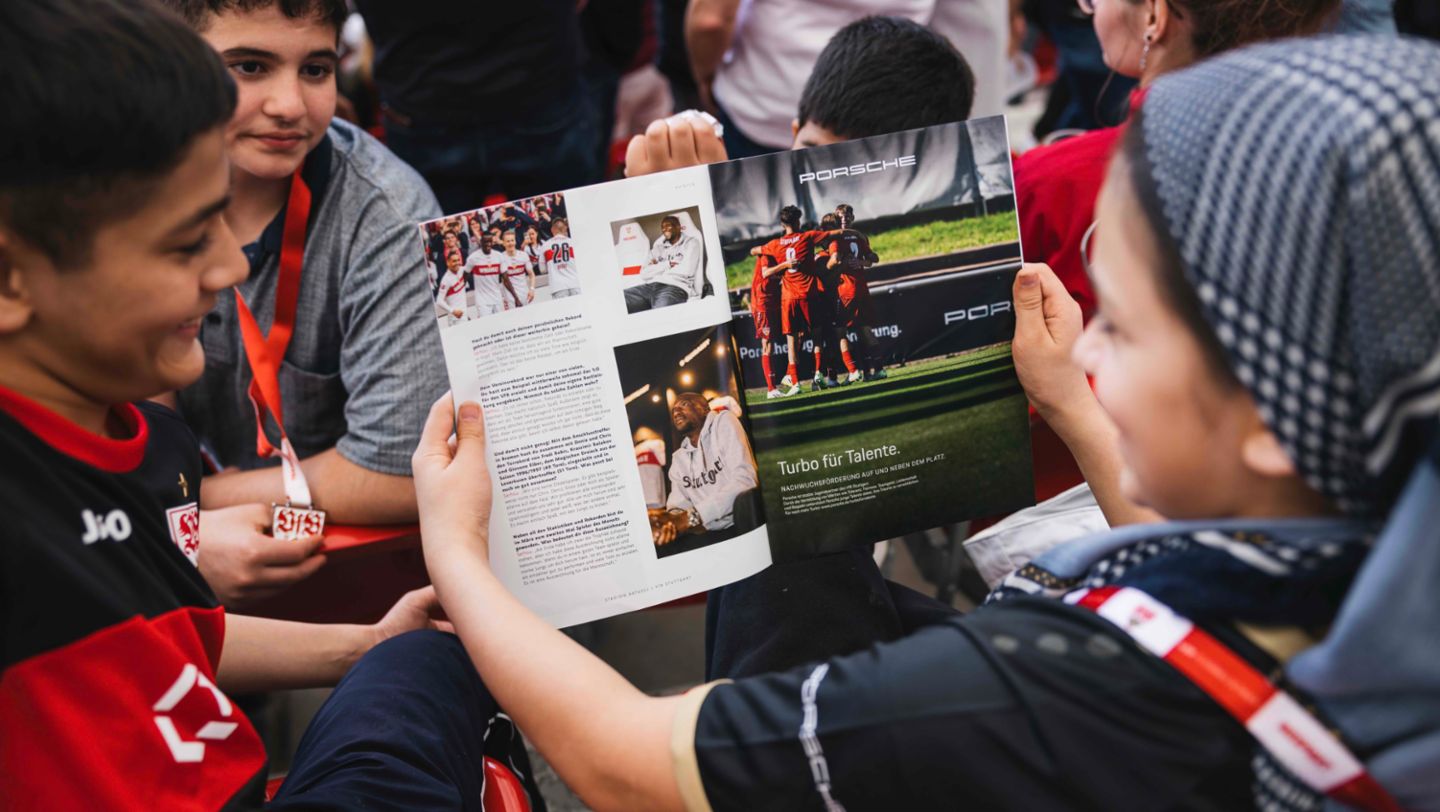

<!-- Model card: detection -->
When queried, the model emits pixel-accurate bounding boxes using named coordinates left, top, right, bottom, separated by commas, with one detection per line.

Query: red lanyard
left=1069, top=586, right=1401, bottom=811
left=233, top=171, right=319, bottom=519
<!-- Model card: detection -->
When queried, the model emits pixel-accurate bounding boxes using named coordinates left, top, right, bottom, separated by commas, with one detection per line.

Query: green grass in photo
left=757, top=392, right=1033, bottom=561
left=742, top=344, right=1033, bottom=560
left=724, top=211, right=1021, bottom=291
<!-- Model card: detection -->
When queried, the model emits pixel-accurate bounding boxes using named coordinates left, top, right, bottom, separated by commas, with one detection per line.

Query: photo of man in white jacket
left=624, top=215, right=707, bottom=313
left=652, top=393, right=759, bottom=554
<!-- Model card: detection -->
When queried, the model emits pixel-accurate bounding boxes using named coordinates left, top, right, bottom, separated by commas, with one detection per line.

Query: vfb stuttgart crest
left=166, top=502, right=201, bottom=564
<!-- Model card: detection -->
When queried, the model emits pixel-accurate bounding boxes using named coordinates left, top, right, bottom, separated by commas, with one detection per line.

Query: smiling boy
left=0, top=2, right=527, bottom=807
left=161, top=0, right=447, bottom=607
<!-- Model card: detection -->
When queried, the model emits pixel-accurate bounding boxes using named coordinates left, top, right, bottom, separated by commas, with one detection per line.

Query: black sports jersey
left=0, top=387, right=266, bottom=810
left=677, top=598, right=1255, bottom=811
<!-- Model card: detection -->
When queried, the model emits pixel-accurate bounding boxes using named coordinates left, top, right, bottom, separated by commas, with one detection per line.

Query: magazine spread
left=416, top=115, right=1033, bottom=627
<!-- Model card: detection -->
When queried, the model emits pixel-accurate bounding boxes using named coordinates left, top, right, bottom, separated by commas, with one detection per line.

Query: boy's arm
left=414, top=398, right=686, bottom=812
left=201, top=449, right=418, bottom=524
left=217, top=586, right=448, bottom=694
left=761, top=260, right=792, bottom=278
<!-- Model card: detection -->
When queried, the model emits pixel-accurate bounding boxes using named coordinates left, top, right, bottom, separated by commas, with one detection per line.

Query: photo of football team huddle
left=421, top=192, right=581, bottom=328
left=610, top=205, right=716, bottom=314
left=744, top=201, right=885, bottom=398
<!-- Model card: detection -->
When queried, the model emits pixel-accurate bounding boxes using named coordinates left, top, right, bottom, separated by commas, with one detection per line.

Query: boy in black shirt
left=0, top=1, right=527, bottom=807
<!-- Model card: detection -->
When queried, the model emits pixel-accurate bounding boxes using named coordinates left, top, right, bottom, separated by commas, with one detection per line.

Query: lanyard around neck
left=1068, top=585, right=1400, bottom=812
left=233, top=170, right=315, bottom=509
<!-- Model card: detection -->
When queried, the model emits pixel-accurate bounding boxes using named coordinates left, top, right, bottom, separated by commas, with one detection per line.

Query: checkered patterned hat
left=1137, top=35, right=1440, bottom=516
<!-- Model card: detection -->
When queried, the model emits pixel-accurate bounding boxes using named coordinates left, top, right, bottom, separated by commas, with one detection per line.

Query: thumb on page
left=453, top=401, right=488, bottom=463
left=1013, top=264, right=1048, bottom=345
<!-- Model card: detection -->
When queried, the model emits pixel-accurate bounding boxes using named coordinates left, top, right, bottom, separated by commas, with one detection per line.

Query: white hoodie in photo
left=642, top=229, right=705, bottom=298
left=666, top=409, right=757, bottom=530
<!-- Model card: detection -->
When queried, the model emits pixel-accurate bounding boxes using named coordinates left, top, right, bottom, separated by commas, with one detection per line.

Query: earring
left=1140, top=33, right=1153, bottom=73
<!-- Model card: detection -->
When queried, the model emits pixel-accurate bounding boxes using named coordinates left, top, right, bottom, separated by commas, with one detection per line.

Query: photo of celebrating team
left=745, top=201, right=885, bottom=397
left=711, top=118, right=1035, bottom=555
left=420, top=192, right=582, bottom=328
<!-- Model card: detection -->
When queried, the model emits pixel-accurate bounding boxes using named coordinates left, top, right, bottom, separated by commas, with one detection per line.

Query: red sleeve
left=1013, top=127, right=1126, bottom=322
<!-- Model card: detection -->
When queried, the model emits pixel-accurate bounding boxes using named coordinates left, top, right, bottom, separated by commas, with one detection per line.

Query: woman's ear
left=1241, top=421, right=1298, bottom=479
left=1148, top=0, right=1172, bottom=43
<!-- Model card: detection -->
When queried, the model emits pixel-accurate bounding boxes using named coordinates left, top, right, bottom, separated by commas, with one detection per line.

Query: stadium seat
left=245, top=524, right=428, bottom=624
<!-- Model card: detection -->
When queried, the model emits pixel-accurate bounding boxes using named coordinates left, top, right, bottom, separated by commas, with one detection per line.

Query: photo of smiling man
left=652, top=392, right=759, bottom=556
left=615, top=324, right=762, bottom=559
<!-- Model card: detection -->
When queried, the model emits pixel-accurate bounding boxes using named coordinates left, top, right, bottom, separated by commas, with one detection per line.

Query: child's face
left=1073, top=162, right=1286, bottom=519
left=203, top=6, right=338, bottom=183
left=7, top=130, right=246, bottom=403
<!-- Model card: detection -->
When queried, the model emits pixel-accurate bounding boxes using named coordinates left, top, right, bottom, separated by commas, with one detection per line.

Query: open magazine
left=415, top=115, right=1033, bottom=627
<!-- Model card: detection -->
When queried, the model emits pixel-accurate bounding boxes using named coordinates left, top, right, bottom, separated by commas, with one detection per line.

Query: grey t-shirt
left=179, top=119, right=446, bottom=477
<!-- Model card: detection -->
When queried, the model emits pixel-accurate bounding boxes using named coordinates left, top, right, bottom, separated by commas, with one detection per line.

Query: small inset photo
left=610, top=206, right=715, bottom=314
left=615, top=323, right=762, bottom=559
left=420, top=192, right=580, bottom=329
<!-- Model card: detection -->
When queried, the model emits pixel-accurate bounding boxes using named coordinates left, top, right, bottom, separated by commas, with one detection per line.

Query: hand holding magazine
left=415, top=116, right=1034, bottom=627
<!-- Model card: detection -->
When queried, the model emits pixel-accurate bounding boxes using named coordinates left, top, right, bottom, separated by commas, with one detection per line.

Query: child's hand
left=197, top=504, right=326, bottom=607
left=370, top=586, right=454, bottom=648
left=412, top=394, right=492, bottom=573
left=624, top=111, right=729, bottom=177
left=1012, top=263, right=1092, bottom=424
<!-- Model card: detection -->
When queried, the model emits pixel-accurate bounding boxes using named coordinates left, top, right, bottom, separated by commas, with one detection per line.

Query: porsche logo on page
left=799, top=155, right=916, bottom=185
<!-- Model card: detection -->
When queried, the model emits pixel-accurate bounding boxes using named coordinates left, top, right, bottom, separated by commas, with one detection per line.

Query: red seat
left=246, top=524, right=429, bottom=624
left=263, top=756, right=530, bottom=809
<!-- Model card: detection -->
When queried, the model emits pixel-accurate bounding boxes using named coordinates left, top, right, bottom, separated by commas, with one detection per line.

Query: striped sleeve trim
left=670, top=680, right=730, bottom=812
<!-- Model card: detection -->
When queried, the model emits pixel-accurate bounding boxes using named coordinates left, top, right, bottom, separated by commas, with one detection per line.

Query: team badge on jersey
left=166, top=502, right=201, bottom=564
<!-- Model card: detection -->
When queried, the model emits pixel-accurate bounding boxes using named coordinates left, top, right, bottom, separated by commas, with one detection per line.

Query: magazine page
left=418, top=167, right=770, bottom=628
left=710, top=116, right=1035, bottom=561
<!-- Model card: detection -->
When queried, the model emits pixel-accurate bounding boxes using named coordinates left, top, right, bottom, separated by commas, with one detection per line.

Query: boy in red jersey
left=0, top=2, right=535, bottom=807
left=829, top=202, right=885, bottom=382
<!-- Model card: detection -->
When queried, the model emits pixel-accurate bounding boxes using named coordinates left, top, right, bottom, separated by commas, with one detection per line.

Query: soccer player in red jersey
left=748, top=250, right=790, bottom=397
left=829, top=202, right=885, bottom=382
left=752, top=205, right=850, bottom=393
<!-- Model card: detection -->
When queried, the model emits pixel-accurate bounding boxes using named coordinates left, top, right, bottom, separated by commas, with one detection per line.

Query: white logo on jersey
left=81, top=509, right=132, bottom=544
left=153, top=663, right=238, bottom=763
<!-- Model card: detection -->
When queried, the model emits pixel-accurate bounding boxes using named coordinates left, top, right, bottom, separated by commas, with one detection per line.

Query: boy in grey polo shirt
left=166, top=0, right=446, bottom=606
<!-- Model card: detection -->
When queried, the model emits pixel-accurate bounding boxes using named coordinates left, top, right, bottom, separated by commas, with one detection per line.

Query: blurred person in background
left=354, top=0, right=600, bottom=213
left=684, top=0, right=1008, bottom=157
